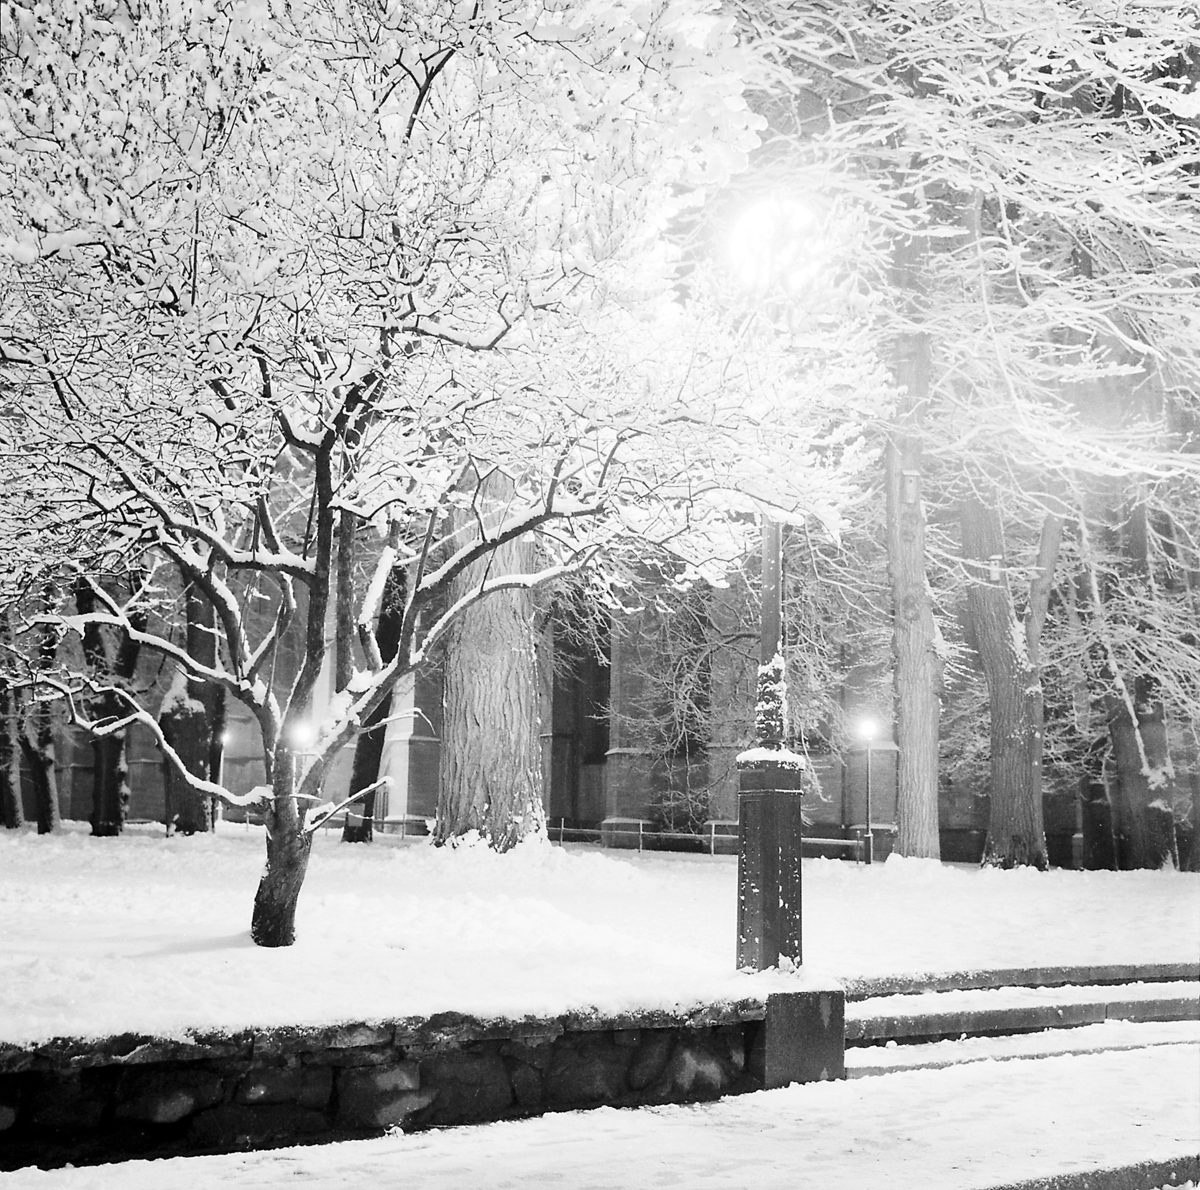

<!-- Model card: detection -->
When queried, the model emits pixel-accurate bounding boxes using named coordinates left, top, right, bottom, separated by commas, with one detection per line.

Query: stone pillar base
left=749, top=987, right=846, bottom=1088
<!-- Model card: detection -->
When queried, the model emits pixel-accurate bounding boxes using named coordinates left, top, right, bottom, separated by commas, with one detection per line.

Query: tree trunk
left=75, top=577, right=146, bottom=836
left=1079, top=736, right=1116, bottom=870
left=435, top=485, right=544, bottom=851
left=885, top=427, right=942, bottom=858
left=161, top=583, right=221, bottom=833
left=21, top=696, right=59, bottom=834
left=0, top=667, right=23, bottom=829
left=1107, top=688, right=1179, bottom=869
left=21, top=611, right=60, bottom=834
left=250, top=751, right=312, bottom=947
left=1103, top=502, right=1182, bottom=870
left=342, top=563, right=407, bottom=844
left=961, top=497, right=1048, bottom=869
left=335, top=509, right=357, bottom=695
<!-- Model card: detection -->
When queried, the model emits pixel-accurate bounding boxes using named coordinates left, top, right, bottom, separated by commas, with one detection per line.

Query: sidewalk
left=3, top=1040, right=1196, bottom=1189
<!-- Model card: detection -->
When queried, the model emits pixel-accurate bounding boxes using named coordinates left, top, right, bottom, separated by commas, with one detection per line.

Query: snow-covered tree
left=732, top=0, right=1200, bottom=867
left=0, top=0, right=775, bottom=941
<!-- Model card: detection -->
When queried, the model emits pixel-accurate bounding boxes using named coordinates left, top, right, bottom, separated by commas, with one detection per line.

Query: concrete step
left=846, top=1018, right=1200, bottom=1077
left=845, top=980, right=1200, bottom=1044
left=842, top=961, right=1199, bottom=1000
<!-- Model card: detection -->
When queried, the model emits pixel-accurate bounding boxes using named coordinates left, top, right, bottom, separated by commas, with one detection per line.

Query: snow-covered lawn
left=2, top=821, right=1196, bottom=1047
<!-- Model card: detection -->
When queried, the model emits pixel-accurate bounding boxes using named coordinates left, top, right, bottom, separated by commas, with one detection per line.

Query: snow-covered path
left=3, top=1043, right=1196, bottom=1189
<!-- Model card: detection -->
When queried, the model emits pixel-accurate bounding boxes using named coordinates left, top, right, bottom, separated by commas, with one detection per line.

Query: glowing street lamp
left=857, top=716, right=879, bottom=865
left=727, top=196, right=824, bottom=691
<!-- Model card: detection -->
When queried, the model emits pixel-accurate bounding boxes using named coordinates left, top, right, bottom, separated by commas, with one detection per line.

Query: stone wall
left=1, top=995, right=844, bottom=1172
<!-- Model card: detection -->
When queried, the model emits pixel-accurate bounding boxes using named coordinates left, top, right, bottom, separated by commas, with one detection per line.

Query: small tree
left=0, top=0, right=764, bottom=942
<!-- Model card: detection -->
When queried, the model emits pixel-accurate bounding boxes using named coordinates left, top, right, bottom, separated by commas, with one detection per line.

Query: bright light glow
left=288, top=721, right=318, bottom=749
left=857, top=716, right=880, bottom=743
left=727, top=196, right=822, bottom=293
left=220, top=731, right=234, bottom=747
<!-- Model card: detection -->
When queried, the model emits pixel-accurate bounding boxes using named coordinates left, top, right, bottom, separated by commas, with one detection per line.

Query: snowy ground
left=2, top=1043, right=1197, bottom=1189
left=2, top=822, right=1198, bottom=1187
left=1, top=820, right=1196, bottom=1046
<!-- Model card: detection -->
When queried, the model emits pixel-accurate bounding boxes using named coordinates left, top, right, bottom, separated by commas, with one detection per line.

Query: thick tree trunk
left=1103, top=502, right=1182, bottom=870
left=961, top=498, right=1048, bottom=869
left=161, top=584, right=222, bottom=834
left=162, top=689, right=216, bottom=833
left=251, top=752, right=312, bottom=947
left=342, top=563, right=407, bottom=844
left=21, top=700, right=60, bottom=834
left=1107, top=690, right=1179, bottom=869
left=435, top=493, right=543, bottom=851
left=885, top=428, right=942, bottom=858
left=90, top=725, right=130, bottom=837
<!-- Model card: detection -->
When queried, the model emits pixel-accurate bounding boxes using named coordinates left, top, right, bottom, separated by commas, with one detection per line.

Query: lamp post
left=730, top=197, right=822, bottom=972
left=858, top=717, right=878, bottom=865
left=760, top=517, right=782, bottom=671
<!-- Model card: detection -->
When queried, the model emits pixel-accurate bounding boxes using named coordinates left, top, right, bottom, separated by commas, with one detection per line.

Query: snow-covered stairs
left=840, top=962, right=1200, bottom=1079
left=845, top=1018, right=1200, bottom=1078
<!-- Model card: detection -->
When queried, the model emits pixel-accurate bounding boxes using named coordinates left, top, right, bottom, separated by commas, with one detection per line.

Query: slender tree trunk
left=1062, top=564, right=1116, bottom=868
left=342, top=563, right=406, bottom=844
left=885, top=425, right=942, bottom=858
left=435, top=481, right=544, bottom=851
left=21, top=608, right=61, bottom=834
left=21, top=696, right=59, bottom=834
left=1104, top=502, right=1181, bottom=869
left=251, top=749, right=312, bottom=947
left=75, top=577, right=146, bottom=836
left=0, top=666, right=23, bottom=830
left=335, top=509, right=357, bottom=694
left=961, top=498, right=1048, bottom=869
left=161, top=584, right=220, bottom=833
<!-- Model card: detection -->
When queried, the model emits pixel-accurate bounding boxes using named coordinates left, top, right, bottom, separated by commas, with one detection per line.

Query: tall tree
left=436, top=475, right=544, bottom=848
left=735, top=0, right=1200, bottom=866
left=960, top=496, right=1052, bottom=868
left=885, top=334, right=942, bottom=859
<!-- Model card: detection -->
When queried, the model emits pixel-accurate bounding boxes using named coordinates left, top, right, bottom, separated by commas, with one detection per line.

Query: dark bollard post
left=737, top=758, right=807, bottom=971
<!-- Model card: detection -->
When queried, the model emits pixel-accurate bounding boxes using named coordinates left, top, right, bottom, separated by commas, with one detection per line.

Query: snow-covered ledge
left=0, top=995, right=845, bottom=1171
left=735, top=746, right=809, bottom=770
